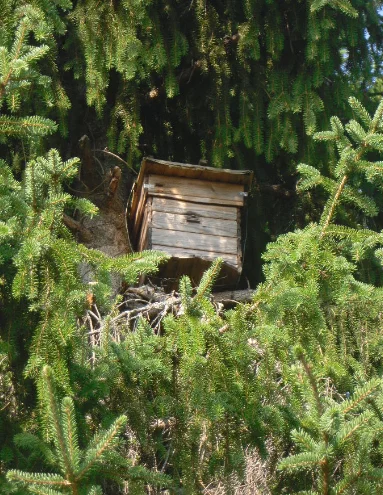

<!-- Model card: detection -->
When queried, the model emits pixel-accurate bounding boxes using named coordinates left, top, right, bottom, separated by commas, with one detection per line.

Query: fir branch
left=6, top=471, right=69, bottom=487
left=334, top=411, right=373, bottom=446
left=319, top=174, right=348, bottom=239
left=75, top=415, right=127, bottom=482
left=61, top=397, right=81, bottom=476
left=29, top=487, right=66, bottom=495
left=0, top=115, right=57, bottom=137
left=195, top=258, right=223, bottom=302
left=278, top=451, right=324, bottom=472
left=341, top=378, right=381, bottom=414
left=42, top=366, right=73, bottom=480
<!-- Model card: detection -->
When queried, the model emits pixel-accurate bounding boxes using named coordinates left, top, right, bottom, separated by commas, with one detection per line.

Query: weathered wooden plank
left=151, top=197, right=238, bottom=221
left=151, top=227, right=237, bottom=253
left=150, top=192, right=243, bottom=206
left=148, top=174, right=244, bottom=205
left=137, top=199, right=152, bottom=251
left=133, top=177, right=148, bottom=238
left=151, top=211, right=237, bottom=237
left=151, top=244, right=239, bottom=267
left=237, top=208, right=242, bottom=268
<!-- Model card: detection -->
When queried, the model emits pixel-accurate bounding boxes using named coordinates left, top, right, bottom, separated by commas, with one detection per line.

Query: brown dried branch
left=81, top=286, right=255, bottom=354
left=63, top=213, right=93, bottom=242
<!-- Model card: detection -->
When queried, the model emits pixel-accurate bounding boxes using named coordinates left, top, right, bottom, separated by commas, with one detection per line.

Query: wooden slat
left=237, top=208, right=242, bottom=266
left=148, top=174, right=244, bottom=206
left=150, top=192, right=243, bottom=206
left=151, top=228, right=237, bottom=255
left=151, top=211, right=237, bottom=237
left=151, top=197, right=237, bottom=220
left=152, top=244, right=239, bottom=267
left=137, top=199, right=152, bottom=251
left=133, top=177, right=148, bottom=238
left=138, top=225, right=148, bottom=251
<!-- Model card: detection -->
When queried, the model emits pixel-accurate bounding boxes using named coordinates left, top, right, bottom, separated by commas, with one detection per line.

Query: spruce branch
left=195, top=258, right=223, bottom=301
left=29, top=487, right=66, bottom=495
left=61, top=398, right=81, bottom=475
left=6, top=471, right=69, bottom=487
left=75, top=415, right=127, bottom=481
left=319, top=174, right=348, bottom=239
left=308, top=98, right=383, bottom=237
left=340, top=378, right=381, bottom=414
left=7, top=366, right=130, bottom=494
left=42, top=366, right=73, bottom=481
left=0, top=115, right=57, bottom=137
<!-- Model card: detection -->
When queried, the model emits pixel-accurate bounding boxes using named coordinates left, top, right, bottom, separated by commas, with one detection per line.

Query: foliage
left=2, top=0, right=382, bottom=282
left=64, top=0, right=383, bottom=170
left=0, top=0, right=71, bottom=140
left=7, top=365, right=130, bottom=495
left=233, top=98, right=383, bottom=493
left=66, top=259, right=263, bottom=493
left=0, top=6, right=167, bottom=492
left=1, top=146, right=166, bottom=388
left=3, top=1, right=383, bottom=495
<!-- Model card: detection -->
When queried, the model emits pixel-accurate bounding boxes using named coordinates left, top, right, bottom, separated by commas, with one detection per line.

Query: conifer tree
left=68, top=259, right=264, bottom=493
left=64, top=0, right=382, bottom=173
left=0, top=0, right=71, bottom=140
left=3, top=2, right=383, bottom=494
left=4, top=0, right=383, bottom=283
left=0, top=7, right=167, bottom=491
left=6, top=365, right=149, bottom=495
left=234, top=97, right=383, bottom=492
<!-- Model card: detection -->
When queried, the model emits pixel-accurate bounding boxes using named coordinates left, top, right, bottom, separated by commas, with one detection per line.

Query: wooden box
left=128, top=158, right=253, bottom=289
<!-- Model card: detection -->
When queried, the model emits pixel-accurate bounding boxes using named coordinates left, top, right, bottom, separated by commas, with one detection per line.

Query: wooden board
left=151, top=211, right=237, bottom=237
left=151, top=197, right=238, bottom=221
left=151, top=228, right=237, bottom=255
left=132, top=177, right=148, bottom=238
left=147, top=174, right=244, bottom=206
left=137, top=199, right=152, bottom=251
left=150, top=192, right=243, bottom=206
left=151, top=244, right=239, bottom=267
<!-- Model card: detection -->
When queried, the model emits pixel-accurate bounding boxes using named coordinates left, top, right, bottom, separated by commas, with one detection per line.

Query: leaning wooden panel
left=137, top=198, right=152, bottom=252
left=132, top=176, right=149, bottom=239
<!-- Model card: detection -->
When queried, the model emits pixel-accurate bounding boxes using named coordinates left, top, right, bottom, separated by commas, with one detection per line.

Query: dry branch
left=82, top=285, right=255, bottom=352
left=213, top=289, right=255, bottom=305
left=63, top=213, right=93, bottom=242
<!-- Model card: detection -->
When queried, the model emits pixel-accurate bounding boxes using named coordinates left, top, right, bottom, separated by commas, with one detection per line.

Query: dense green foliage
left=7, top=366, right=131, bottom=495
left=65, top=0, right=382, bottom=170
left=0, top=7, right=167, bottom=492
left=2, top=1, right=383, bottom=495
left=240, top=97, right=383, bottom=493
